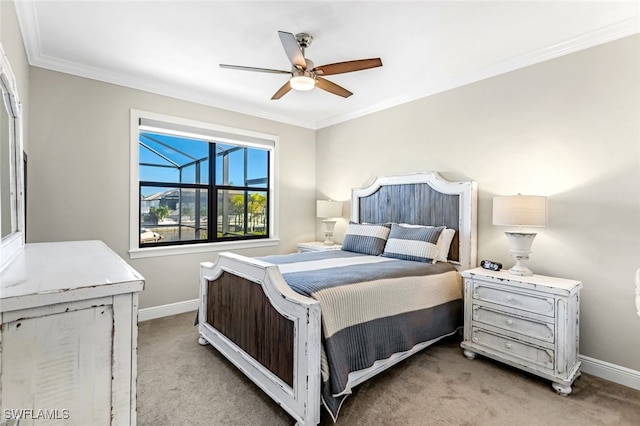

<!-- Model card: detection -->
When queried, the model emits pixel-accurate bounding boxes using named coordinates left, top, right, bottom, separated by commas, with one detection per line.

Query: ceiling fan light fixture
left=221, top=31, right=382, bottom=99
left=290, top=75, right=315, bottom=91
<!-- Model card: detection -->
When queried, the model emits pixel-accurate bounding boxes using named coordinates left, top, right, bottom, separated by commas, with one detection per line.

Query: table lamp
left=493, top=194, right=547, bottom=276
left=316, top=200, right=342, bottom=245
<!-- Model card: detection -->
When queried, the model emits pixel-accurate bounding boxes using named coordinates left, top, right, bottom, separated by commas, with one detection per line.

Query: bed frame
left=198, top=171, right=477, bottom=425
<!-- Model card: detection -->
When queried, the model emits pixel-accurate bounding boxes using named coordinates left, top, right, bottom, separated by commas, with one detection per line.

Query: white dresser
left=460, top=267, right=582, bottom=395
left=0, top=240, right=145, bottom=425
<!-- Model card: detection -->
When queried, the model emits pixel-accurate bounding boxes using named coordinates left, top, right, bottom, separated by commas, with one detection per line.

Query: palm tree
left=149, top=205, right=170, bottom=224
left=248, top=193, right=267, bottom=233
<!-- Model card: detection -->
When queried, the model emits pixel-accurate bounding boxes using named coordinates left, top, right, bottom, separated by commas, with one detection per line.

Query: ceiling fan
left=220, top=31, right=383, bottom=100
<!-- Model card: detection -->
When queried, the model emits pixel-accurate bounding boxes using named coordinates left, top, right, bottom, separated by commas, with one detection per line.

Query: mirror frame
left=0, top=44, right=25, bottom=271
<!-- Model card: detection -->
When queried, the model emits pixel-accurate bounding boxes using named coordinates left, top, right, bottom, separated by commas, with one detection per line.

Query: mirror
left=1, top=99, right=11, bottom=237
left=0, top=44, right=25, bottom=270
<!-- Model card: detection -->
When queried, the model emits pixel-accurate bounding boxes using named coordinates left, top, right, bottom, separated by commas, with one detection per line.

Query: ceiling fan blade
left=220, top=64, right=291, bottom=74
left=313, top=58, right=383, bottom=76
left=271, top=81, right=292, bottom=100
left=278, top=31, right=307, bottom=69
left=315, top=77, right=353, bottom=98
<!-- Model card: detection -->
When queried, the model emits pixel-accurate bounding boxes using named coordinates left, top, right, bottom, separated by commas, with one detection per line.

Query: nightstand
left=460, top=267, right=582, bottom=395
left=297, top=241, right=342, bottom=253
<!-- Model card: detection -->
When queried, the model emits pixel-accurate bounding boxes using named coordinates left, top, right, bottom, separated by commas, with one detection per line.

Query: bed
left=197, top=172, right=477, bottom=425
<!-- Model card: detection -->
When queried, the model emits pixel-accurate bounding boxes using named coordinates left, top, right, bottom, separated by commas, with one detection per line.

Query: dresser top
left=1, top=240, right=144, bottom=305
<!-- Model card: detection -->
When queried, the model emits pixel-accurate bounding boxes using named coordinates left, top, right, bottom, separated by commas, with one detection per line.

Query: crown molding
left=14, top=0, right=639, bottom=131
left=316, top=17, right=640, bottom=129
left=29, top=53, right=318, bottom=129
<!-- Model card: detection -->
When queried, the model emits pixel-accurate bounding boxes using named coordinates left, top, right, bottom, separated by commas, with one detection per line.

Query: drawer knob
left=472, top=337, right=479, bottom=343
left=505, top=343, right=513, bottom=350
left=506, top=319, right=513, bottom=326
left=472, top=292, right=479, bottom=299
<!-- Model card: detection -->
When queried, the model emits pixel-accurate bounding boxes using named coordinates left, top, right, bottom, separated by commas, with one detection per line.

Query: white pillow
left=436, top=229, right=456, bottom=262
left=399, top=224, right=455, bottom=262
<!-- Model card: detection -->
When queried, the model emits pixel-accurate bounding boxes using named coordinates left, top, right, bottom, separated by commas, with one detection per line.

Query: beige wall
left=27, top=67, right=316, bottom=309
left=317, top=35, right=640, bottom=371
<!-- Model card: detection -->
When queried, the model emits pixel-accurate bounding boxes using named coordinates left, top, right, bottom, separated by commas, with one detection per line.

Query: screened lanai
left=138, top=130, right=269, bottom=246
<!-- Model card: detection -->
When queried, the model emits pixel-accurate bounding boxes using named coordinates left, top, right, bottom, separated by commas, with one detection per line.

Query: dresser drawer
left=472, top=305, right=555, bottom=343
left=472, top=281, right=555, bottom=316
left=471, top=328, right=554, bottom=371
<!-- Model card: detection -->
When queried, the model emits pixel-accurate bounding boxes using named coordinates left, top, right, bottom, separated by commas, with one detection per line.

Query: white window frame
left=0, top=45, right=25, bottom=271
left=129, top=109, right=279, bottom=259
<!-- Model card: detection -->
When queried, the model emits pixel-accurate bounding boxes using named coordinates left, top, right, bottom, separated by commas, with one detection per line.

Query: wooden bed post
left=198, top=253, right=321, bottom=426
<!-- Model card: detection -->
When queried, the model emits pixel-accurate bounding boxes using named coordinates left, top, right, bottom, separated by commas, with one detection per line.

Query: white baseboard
left=580, top=354, right=640, bottom=391
left=138, top=298, right=198, bottom=322
left=138, top=299, right=640, bottom=392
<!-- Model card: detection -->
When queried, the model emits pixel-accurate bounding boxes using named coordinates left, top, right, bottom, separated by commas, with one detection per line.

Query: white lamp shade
left=316, top=200, right=342, bottom=218
left=493, top=195, right=547, bottom=227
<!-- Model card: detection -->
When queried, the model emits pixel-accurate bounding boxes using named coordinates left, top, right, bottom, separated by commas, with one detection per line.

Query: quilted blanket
left=259, top=250, right=463, bottom=421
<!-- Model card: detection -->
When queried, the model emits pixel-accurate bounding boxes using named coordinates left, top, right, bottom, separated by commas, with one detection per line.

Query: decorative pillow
left=436, top=228, right=456, bottom=262
left=341, top=222, right=391, bottom=256
left=383, top=224, right=445, bottom=263
left=399, top=224, right=455, bottom=262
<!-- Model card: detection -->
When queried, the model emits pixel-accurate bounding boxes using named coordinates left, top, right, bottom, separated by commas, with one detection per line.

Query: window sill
left=128, top=238, right=280, bottom=259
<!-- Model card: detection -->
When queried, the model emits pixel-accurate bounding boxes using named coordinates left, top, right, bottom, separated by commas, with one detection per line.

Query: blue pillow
left=382, top=224, right=445, bottom=263
left=341, top=222, right=391, bottom=256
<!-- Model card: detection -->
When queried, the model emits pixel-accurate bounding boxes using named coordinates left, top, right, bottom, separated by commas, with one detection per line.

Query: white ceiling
left=14, top=1, right=640, bottom=129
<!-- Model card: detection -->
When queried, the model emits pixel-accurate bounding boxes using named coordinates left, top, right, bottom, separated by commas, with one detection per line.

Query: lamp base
left=321, top=219, right=337, bottom=245
left=504, top=231, right=537, bottom=276
left=508, top=260, right=533, bottom=276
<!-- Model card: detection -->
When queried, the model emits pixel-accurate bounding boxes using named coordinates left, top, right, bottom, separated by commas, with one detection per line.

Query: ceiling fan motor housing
left=295, top=33, right=313, bottom=50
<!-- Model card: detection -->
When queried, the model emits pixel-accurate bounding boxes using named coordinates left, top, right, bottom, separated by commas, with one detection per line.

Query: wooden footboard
left=198, top=252, right=321, bottom=426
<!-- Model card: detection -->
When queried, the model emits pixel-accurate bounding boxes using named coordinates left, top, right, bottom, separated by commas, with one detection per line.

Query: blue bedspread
left=259, top=250, right=463, bottom=421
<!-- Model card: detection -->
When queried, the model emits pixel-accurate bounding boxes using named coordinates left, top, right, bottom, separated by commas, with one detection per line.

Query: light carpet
left=137, top=312, right=640, bottom=425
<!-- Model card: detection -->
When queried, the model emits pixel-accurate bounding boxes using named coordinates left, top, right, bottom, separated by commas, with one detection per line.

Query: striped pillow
left=341, top=222, right=391, bottom=256
left=399, top=224, right=456, bottom=262
left=382, top=223, right=445, bottom=263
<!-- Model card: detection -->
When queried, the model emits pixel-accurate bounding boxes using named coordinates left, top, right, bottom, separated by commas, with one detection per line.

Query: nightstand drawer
left=472, top=305, right=555, bottom=343
left=471, top=328, right=554, bottom=371
left=472, top=281, right=555, bottom=316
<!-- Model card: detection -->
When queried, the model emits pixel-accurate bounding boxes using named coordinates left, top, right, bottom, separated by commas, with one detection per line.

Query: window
left=130, top=111, right=278, bottom=257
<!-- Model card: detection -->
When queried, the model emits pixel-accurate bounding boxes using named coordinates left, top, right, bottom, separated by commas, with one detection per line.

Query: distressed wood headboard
left=351, top=172, right=478, bottom=270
